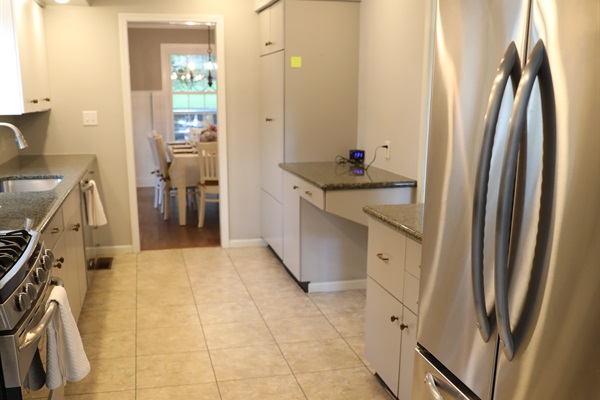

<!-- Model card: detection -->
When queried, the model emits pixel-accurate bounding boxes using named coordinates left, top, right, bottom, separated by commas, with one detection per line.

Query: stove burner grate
left=0, top=230, right=32, bottom=278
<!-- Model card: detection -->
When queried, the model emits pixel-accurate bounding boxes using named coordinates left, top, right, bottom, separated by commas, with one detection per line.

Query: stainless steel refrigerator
left=413, top=0, right=599, bottom=399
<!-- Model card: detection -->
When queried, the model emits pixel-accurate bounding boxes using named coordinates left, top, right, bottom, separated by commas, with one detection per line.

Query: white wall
left=13, top=0, right=261, bottom=249
left=2, top=0, right=435, bottom=250
left=357, top=0, right=435, bottom=202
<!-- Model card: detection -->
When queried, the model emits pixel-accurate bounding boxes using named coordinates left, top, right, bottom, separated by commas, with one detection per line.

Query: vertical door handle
left=472, top=42, right=522, bottom=343
left=495, top=40, right=556, bottom=361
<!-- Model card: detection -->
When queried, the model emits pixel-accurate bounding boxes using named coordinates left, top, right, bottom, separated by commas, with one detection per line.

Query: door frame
left=118, top=13, right=230, bottom=252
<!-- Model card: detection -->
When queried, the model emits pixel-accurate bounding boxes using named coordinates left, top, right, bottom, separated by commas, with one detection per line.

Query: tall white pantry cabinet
left=258, top=0, right=360, bottom=259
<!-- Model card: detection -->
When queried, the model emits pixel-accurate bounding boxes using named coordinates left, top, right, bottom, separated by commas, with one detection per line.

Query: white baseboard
left=95, top=245, right=134, bottom=256
left=308, top=279, right=367, bottom=293
left=227, top=238, right=267, bottom=248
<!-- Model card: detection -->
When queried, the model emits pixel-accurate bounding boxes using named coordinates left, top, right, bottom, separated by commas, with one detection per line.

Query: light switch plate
left=82, top=111, right=98, bottom=126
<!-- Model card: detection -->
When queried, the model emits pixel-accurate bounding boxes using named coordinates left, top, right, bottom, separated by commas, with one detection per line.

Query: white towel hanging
left=46, top=286, right=91, bottom=390
left=83, top=180, right=107, bottom=227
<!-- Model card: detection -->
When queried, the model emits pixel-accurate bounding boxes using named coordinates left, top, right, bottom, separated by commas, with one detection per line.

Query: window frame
left=160, top=43, right=217, bottom=141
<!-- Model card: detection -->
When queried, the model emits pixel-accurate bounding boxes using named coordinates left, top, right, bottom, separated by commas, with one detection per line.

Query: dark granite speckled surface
left=279, top=162, right=416, bottom=190
left=363, top=203, right=424, bottom=242
left=0, top=155, right=96, bottom=232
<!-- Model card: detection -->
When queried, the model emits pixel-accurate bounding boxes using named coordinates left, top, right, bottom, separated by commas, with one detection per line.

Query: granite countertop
left=280, top=162, right=417, bottom=190
left=363, top=203, right=424, bottom=242
left=0, top=155, right=96, bottom=232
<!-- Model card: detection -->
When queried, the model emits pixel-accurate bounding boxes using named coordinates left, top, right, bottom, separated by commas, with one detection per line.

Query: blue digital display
left=349, top=149, right=365, bottom=163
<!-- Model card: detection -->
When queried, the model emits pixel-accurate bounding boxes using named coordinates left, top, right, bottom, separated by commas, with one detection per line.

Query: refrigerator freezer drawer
left=412, top=347, right=475, bottom=400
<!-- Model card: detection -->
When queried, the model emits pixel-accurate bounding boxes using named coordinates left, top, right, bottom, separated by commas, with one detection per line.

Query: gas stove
left=0, top=230, right=53, bottom=332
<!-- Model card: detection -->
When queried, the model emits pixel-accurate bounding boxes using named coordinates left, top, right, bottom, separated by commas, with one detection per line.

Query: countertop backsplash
left=0, top=117, right=20, bottom=165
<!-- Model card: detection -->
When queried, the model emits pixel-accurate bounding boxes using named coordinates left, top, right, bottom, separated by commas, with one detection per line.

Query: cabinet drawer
left=42, top=208, right=64, bottom=250
left=367, top=218, right=406, bottom=302
left=404, top=271, right=419, bottom=315
left=405, top=237, right=422, bottom=279
left=298, top=180, right=324, bottom=210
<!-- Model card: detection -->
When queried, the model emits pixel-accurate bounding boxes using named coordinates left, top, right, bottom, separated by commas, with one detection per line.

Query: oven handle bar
left=18, top=277, right=64, bottom=352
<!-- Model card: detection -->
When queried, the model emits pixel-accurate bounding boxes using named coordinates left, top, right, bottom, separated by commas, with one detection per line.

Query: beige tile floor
left=32, top=247, right=395, bottom=400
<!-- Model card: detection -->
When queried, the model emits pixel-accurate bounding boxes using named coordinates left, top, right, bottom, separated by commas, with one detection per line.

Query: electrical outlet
left=385, top=140, right=391, bottom=159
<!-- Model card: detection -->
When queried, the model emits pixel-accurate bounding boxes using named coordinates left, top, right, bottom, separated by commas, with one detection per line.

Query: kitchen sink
left=0, top=176, right=63, bottom=193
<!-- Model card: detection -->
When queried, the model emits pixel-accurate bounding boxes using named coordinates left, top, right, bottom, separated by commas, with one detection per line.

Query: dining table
left=166, top=141, right=200, bottom=226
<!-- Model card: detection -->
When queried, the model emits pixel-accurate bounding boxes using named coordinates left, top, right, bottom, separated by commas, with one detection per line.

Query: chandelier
left=170, top=23, right=217, bottom=88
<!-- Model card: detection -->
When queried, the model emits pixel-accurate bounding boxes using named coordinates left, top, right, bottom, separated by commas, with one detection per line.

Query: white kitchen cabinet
left=260, top=51, right=284, bottom=203
left=258, top=0, right=283, bottom=56
left=365, top=277, right=403, bottom=393
left=258, top=0, right=359, bottom=254
left=42, top=188, right=87, bottom=321
left=0, top=0, right=52, bottom=115
left=364, top=216, right=422, bottom=398
left=398, top=307, right=417, bottom=400
left=260, top=189, right=283, bottom=258
left=282, top=172, right=301, bottom=279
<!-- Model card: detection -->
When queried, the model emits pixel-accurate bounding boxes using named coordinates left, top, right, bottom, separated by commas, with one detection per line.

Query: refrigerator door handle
left=472, top=42, right=521, bottom=342
left=495, top=40, right=557, bottom=361
left=424, top=372, right=445, bottom=400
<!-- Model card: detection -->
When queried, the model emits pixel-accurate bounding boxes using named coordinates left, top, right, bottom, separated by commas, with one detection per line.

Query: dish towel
left=23, top=348, right=46, bottom=391
left=46, top=286, right=91, bottom=390
left=83, top=180, right=107, bottom=227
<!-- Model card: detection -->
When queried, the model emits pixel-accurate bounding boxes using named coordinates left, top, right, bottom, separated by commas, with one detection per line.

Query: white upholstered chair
left=196, top=142, right=219, bottom=228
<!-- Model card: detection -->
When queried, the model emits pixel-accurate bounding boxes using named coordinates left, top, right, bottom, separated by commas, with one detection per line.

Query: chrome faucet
left=0, top=122, right=28, bottom=149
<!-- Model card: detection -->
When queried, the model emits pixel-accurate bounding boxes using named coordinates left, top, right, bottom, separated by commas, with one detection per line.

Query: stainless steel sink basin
left=0, top=176, right=63, bottom=193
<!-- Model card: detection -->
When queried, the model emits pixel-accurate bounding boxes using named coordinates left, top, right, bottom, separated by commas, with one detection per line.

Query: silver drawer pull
left=305, top=191, right=312, bottom=196
left=424, top=372, right=444, bottom=400
left=376, top=253, right=389, bottom=262
left=51, top=227, right=60, bottom=234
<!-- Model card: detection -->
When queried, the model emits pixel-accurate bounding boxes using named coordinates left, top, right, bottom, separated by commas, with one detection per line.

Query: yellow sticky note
left=290, top=56, right=302, bottom=68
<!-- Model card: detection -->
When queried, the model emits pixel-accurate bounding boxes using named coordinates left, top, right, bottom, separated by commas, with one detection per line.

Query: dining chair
left=147, top=131, right=163, bottom=209
left=196, top=142, right=219, bottom=228
left=153, top=134, right=172, bottom=220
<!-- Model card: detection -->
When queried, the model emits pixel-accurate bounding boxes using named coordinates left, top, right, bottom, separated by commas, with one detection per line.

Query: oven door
left=0, top=278, right=64, bottom=400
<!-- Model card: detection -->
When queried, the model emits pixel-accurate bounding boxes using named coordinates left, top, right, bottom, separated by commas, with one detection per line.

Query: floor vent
left=95, top=257, right=113, bottom=270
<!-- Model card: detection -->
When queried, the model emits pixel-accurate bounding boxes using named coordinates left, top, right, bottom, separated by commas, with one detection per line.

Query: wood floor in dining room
left=137, top=187, right=220, bottom=250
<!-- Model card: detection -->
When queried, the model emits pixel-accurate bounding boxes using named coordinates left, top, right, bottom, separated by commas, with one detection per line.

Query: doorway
left=118, top=14, right=229, bottom=253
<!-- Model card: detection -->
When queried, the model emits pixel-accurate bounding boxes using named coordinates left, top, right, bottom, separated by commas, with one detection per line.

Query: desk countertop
left=279, top=162, right=417, bottom=190
left=363, top=203, right=424, bottom=242
left=0, top=155, right=95, bottom=231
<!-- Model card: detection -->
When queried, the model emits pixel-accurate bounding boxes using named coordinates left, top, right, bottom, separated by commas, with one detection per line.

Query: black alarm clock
left=349, top=149, right=365, bottom=165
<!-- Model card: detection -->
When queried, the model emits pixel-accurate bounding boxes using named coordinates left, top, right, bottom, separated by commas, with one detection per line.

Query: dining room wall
left=15, top=0, right=261, bottom=251
left=128, top=27, right=213, bottom=91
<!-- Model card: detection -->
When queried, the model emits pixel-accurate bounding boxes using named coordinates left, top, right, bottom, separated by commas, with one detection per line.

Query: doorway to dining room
left=119, top=14, right=229, bottom=252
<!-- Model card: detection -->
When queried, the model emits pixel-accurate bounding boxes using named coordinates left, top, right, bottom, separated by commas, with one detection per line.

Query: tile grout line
left=226, top=248, right=318, bottom=400
left=182, top=248, right=224, bottom=400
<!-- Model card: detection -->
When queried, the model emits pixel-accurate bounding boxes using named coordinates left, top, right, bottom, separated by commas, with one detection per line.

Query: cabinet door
left=259, top=51, right=284, bottom=201
left=282, top=172, right=300, bottom=279
left=65, top=206, right=87, bottom=321
left=258, top=0, right=284, bottom=56
left=268, top=0, right=284, bottom=53
left=51, top=232, right=82, bottom=322
left=258, top=6, right=271, bottom=56
left=1, top=0, right=51, bottom=114
left=399, top=307, right=418, bottom=400
left=260, top=189, right=283, bottom=258
left=365, top=277, right=402, bottom=396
